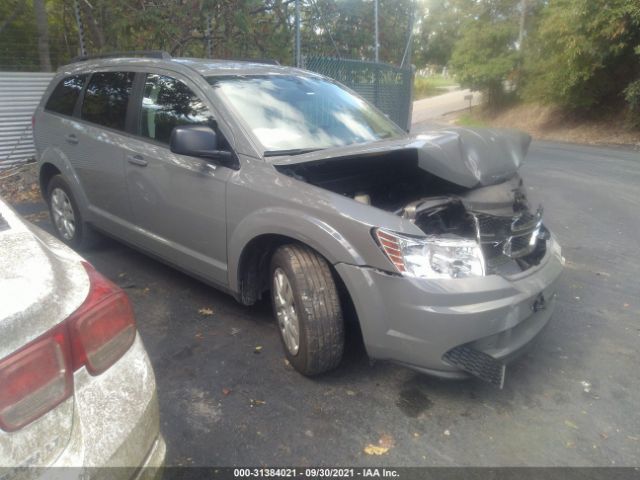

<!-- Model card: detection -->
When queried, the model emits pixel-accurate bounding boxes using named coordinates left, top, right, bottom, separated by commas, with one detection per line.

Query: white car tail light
left=0, top=325, right=73, bottom=432
left=68, top=264, right=136, bottom=375
left=0, top=263, right=136, bottom=432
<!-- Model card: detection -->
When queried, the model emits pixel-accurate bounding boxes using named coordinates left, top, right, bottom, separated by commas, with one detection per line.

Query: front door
left=123, top=73, right=232, bottom=286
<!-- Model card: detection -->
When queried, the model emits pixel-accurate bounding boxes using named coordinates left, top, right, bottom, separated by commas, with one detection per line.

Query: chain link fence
left=304, top=56, right=414, bottom=131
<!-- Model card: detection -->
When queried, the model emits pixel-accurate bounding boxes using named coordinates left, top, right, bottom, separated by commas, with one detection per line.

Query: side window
left=44, top=75, right=87, bottom=116
left=139, top=74, right=214, bottom=145
left=81, top=72, right=134, bottom=131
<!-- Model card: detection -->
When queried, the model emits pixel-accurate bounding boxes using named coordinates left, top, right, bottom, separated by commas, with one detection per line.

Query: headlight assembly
left=374, top=228, right=486, bottom=279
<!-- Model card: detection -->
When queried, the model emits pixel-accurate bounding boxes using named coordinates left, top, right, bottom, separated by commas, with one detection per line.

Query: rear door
left=72, top=71, right=136, bottom=231
left=122, top=72, right=233, bottom=286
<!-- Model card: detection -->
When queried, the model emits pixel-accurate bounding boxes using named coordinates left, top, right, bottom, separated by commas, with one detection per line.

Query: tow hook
left=532, top=293, right=546, bottom=313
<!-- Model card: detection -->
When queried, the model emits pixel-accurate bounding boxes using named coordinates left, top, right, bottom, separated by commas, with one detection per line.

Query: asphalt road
left=15, top=140, right=640, bottom=467
left=412, top=88, right=481, bottom=124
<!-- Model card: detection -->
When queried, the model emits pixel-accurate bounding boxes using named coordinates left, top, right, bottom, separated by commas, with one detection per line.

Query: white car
left=0, top=198, right=165, bottom=477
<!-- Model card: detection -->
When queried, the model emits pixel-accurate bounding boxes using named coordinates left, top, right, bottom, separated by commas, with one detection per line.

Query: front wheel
left=270, top=244, right=344, bottom=376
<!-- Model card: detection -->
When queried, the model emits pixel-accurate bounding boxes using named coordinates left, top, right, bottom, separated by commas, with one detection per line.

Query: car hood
left=269, top=126, right=532, bottom=188
left=0, top=200, right=89, bottom=359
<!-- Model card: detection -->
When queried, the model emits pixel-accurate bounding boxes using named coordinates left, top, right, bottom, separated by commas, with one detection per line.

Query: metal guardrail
left=0, top=72, right=54, bottom=169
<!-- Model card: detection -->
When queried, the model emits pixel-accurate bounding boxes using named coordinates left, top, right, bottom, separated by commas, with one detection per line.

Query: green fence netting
left=303, top=56, right=414, bottom=131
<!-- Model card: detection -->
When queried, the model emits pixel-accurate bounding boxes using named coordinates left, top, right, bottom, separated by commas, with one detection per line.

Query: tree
left=416, top=0, right=475, bottom=67
left=449, top=14, right=519, bottom=107
left=33, top=0, right=52, bottom=71
left=522, top=0, right=640, bottom=112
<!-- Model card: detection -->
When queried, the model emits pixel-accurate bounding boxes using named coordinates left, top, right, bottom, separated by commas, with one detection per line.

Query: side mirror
left=169, top=125, right=235, bottom=167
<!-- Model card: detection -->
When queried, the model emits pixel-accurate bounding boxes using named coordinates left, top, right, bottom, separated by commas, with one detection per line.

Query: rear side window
left=139, top=74, right=213, bottom=144
left=81, top=72, right=134, bottom=131
left=45, top=75, right=86, bottom=116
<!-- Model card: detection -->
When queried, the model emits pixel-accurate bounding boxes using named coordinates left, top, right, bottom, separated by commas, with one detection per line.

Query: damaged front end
left=272, top=127, right=562, bottom=386
left=397, top=175, right=549, bottom=276
left=274, top=127, right=549, bottom=278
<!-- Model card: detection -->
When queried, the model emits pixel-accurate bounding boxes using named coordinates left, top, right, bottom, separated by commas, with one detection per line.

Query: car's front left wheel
left=270, top=244, right=345, bottom=376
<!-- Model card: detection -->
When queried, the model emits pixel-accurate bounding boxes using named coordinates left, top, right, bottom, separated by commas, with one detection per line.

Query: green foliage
left=450, top=20, right=519, bottom=106
left=624, top=79, right=640, bottom=126
left=455, top=111, right=487, bottom=128
left=416, top=0, right=476, bottom=67
left=413, top=75, right=457, bottom=100
left=522, top=0, right=640, bottom=111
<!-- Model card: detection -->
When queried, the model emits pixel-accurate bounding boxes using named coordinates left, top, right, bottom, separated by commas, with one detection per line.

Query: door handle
left=127, top=154, right=148, bottom=167
left=65, top=134, right=78, bottom=145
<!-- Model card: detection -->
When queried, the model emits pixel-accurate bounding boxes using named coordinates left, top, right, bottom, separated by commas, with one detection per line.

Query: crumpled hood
left=270, top=126, right=532, bottom=189
left=413, top=127, right=531, bottom=188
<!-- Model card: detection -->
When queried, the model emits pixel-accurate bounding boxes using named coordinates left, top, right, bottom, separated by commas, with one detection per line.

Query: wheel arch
left=228, top=208, right=366, bottom=303
left=39, top=162, right=61, bottom=196
left=234, top=232, right=361, bottom=340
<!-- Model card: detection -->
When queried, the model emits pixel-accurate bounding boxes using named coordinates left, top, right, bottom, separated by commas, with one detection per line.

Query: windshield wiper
left=263, top=148, right=325, bottom=157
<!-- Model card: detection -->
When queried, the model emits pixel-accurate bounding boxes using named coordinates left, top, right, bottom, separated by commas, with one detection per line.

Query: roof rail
left=69, top=50, right=172, bottom=64
left=229, top=58, right=281, bottom=66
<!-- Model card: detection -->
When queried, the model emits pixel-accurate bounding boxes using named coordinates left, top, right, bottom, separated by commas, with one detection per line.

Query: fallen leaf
left=198, top=308, right=214, bottom=316
left=599, top=432, right=608, bottom=440
left=222, top=387, right=232, bottom=396
left=142, top=287, right=150, bottom=295
left=379, top=433, right=395, bottom=449
left=564, top=420, right=579, bottom=430
left=363, top=444, right=389, bottom=456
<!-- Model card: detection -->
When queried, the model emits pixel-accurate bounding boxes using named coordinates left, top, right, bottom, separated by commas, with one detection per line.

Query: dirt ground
left=447, top=103, right=640, bottom=149
left=0, top=163, right=41, bottom=205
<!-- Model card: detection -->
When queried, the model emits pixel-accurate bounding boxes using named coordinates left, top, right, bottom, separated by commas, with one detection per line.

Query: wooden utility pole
left=33, top=0, right=52, bottom=71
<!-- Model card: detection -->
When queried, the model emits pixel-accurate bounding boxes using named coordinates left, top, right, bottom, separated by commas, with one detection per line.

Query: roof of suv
left=59, top=56, right=306, bottom=78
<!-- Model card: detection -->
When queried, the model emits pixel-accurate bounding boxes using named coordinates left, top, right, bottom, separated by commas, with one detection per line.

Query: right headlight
left=374, top=228, right=486, bottom=279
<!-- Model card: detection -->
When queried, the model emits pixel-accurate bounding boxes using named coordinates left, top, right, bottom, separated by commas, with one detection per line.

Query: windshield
left=206, top=75, right=404, bottom=154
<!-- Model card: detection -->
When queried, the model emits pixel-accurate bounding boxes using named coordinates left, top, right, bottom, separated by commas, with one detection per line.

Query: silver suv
left=34, top=52, right=564, bottom=386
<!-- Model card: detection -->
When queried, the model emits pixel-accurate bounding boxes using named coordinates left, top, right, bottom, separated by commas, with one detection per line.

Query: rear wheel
left=47, top=175, right=97, bottom=249
left=270, top=244, right=344, bottom=376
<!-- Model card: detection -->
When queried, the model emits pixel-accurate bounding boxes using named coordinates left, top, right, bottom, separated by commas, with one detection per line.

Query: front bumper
left=335, top=237, right=564, bottom=378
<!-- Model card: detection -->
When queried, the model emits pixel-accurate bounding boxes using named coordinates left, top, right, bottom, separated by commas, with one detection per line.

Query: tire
left=270, top=244, right=344, bottom=376
left=46, top=175, right=98, bottom=249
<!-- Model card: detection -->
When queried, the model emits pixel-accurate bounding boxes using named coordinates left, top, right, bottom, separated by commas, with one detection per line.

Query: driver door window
left=139, top=74, right=214, bottom=144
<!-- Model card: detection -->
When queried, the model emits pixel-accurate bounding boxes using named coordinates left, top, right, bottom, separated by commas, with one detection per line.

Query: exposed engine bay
left=275, top=149, right=548, bottom=274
